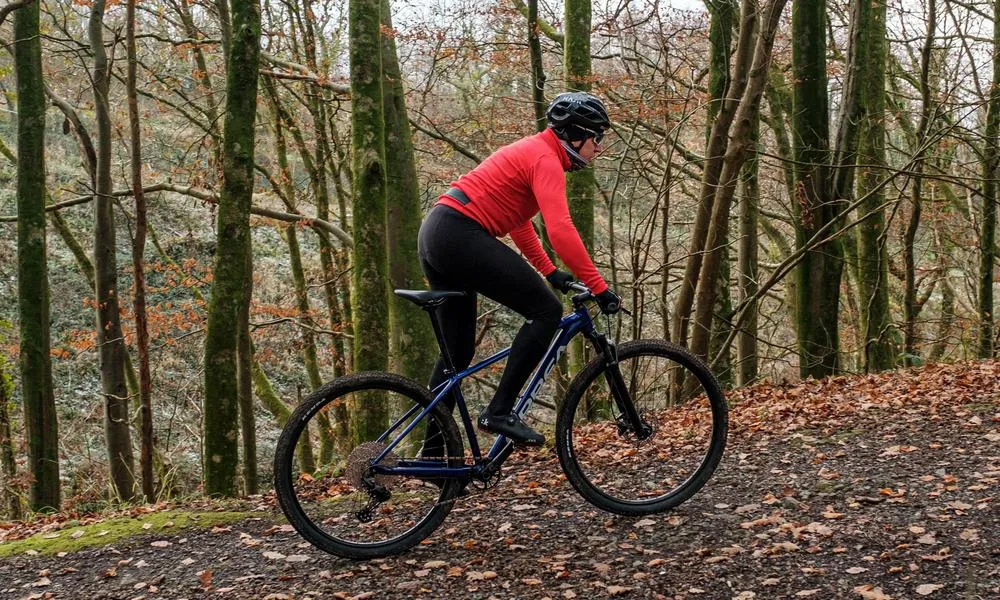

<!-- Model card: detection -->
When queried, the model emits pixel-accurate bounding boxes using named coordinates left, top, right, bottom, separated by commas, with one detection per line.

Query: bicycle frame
left=368, top=301, right=601, bottom=482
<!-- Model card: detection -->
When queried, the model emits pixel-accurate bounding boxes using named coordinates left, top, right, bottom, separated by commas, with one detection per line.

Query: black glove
left=595, top=289, right=622, bottom=314
left=545, top=269, right=575, bottom=293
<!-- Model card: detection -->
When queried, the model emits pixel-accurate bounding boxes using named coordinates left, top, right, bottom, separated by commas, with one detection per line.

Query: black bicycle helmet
left=546, top=92, right=610, bottom=140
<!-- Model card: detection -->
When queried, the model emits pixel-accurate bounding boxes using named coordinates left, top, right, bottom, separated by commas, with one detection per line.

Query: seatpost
left=425, top=302, right=456, bottom=375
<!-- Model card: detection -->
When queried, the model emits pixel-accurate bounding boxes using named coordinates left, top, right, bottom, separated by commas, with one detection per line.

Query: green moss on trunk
left=204, top=0, right=261, bottom=497
left=15, top=0, right=60, bottom=512
left=349, top=0, right=390, bottom=443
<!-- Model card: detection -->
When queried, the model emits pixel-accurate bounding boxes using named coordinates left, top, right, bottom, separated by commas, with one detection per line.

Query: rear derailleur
left=354, top=471, right=391, bottom=523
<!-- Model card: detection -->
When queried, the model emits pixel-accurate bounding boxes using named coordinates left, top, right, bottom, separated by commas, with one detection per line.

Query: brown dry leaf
left=607, top=586, right=633, bottom=596
left=853, top=584, right=893, bottom=599
left=423, top=560, right=447, bottom=569
left=522, top=578, right=543, bottom=585
left=446, top=567, right=463, bottom=577
left=199, top=569, right=213, bottom=589
left=915, top=584, right=945, bottom=595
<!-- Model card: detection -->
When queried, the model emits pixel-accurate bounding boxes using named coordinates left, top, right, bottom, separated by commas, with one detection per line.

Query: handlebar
left=564, top=281, right=632, bottom=316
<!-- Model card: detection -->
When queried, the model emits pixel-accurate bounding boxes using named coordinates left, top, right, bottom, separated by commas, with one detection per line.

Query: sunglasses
left=580, top=127, right=605, bottom=145
left=575, top=125, right=606, bottom=145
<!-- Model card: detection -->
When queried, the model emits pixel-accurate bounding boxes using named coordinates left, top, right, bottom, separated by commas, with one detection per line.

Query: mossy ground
left=0, top=509, right=265, bottom=557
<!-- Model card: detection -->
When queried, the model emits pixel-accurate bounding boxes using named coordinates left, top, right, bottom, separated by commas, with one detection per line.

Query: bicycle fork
left=589, top=332, right=653, bottom=440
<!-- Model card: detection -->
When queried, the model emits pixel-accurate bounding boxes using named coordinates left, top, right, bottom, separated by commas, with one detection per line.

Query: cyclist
left=418, top=91, right=622, bottom=450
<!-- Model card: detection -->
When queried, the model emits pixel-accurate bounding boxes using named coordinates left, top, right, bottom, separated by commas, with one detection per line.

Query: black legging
left=417, top=204, right=562, bottom=453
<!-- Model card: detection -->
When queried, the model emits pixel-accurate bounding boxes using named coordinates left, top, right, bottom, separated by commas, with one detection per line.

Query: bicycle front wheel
left=556, top=340, right=728, bottom=515
left=274, top=372, right=464, bottom=559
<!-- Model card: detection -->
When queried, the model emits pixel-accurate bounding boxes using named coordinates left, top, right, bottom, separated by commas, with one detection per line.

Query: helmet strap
left=560, top=140, right=589, bottom=171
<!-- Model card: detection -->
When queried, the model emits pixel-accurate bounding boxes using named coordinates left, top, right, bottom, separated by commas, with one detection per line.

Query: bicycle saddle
left=393, top=289, right=466, bottom=308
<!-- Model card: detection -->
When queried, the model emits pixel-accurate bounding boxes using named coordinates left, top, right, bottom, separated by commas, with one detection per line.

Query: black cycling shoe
left=477, top=411, right=545, bottom=446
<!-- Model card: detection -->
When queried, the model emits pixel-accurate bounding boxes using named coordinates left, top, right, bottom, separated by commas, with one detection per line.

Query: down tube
left=511, top=311, right=589, bottom=420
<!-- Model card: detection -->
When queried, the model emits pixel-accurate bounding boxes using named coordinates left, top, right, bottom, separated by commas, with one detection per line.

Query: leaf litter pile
left=1, top=360, right=997, bottom=599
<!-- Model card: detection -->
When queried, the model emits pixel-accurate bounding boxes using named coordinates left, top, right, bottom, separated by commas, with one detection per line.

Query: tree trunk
left=238, top=300, right=257, bottom=494
left=381, top=0, right=437, bottom=384
left=349, top=0, right=390, bottom=443
left=690, top=0, right=786, bottom=372
left=0, top=355, right=21, bottom=519
left=126, top=0, right=155, bottom=502
left=979, top=0, right=1000, bottom=359
left=91, top=0, right=137, bottom=502
left=13, top=0, right=60, bottom=508
left=737, top=116, right=760, bottom=386
left=565, top=0, right=596, bottom=377
left=528, top=0, right=547, bottom=130
left=904, top=0, right=937, bottom=367
left=672, top=0, right=756, bottom=351
left=203, top=0, right=261, bottom=497
left=854, top=0, right=895, bottom=372
left=792, top=0, right=841, bottom=378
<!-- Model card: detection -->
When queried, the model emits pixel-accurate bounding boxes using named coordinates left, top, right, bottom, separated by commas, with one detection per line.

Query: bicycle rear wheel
left=274, top=372, right=464, bottom=559
left=556, top=340, right=728, bottom=515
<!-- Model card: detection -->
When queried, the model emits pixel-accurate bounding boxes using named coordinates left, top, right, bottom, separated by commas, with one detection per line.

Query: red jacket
left=437, top=128, right=608, bottom=294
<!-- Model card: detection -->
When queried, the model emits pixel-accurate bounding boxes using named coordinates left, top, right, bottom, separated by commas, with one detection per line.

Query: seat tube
left=425, top=304, right=456, bottom=374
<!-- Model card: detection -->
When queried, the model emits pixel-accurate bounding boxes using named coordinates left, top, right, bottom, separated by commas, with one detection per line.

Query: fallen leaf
left=607, top=585, right=633, bottom=596
left=285, top=555, right=310, bottom=563
left=634, top=519, right=656, bottom=528
left=263, top=551, right=286, bottom=560
left=199, top=569, right=213, bottom=589
left=915, top=584, right=944, bottom=595
left=846, top=567, right=868, bottom=574
left=71, top=530, right=85, bottom=539
left=853, top=584, right=893, bottom=599
left=522, top=578, right=543, bottom=585
left=796, top=590, right=820, bottom=597
left=423, top=560, right=447, bottom=569
left=150, top=540, right=172, bottom=548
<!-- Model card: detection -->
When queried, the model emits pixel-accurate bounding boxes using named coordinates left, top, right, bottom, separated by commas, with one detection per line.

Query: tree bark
left=91, top=0, right=137, bottom=502
left=672, top=0, right=756, bottom=351
left=527, top=0, right=547, bottom=130
left=349, top=0, right=390, bottom=443
left=854, top=0, right=895, bottom=372
left=904, top=0, right=937, bottom=366
left=979, top=0, right=1000, bottom=358
left=381, top=0, right=437, bottom=384
left=203, top=0, right=261, bottom=496
left=792, top=0, right=842, bottom=378
left=565, top=0, right=596, bottom=378
left=0, top=355, right=21, bottom=519
left=689, top=0, right=787, bottom=371
left=126, top=0, right=155, bottom=502
left=737, top=116, right=760, bottom=386
left=13, top=1, right=59, bottom=506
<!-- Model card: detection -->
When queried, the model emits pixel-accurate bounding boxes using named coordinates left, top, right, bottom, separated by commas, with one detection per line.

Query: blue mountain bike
left=274, top=283, right=728, bottom=559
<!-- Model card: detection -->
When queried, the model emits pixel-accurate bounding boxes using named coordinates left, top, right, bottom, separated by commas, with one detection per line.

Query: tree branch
left=0, top=183, right=354, bottom=247
left=0, top=0, right=31, bottom=29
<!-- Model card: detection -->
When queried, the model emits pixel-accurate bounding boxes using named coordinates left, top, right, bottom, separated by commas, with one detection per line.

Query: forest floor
left=0, top=360, right=998, bottom=600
